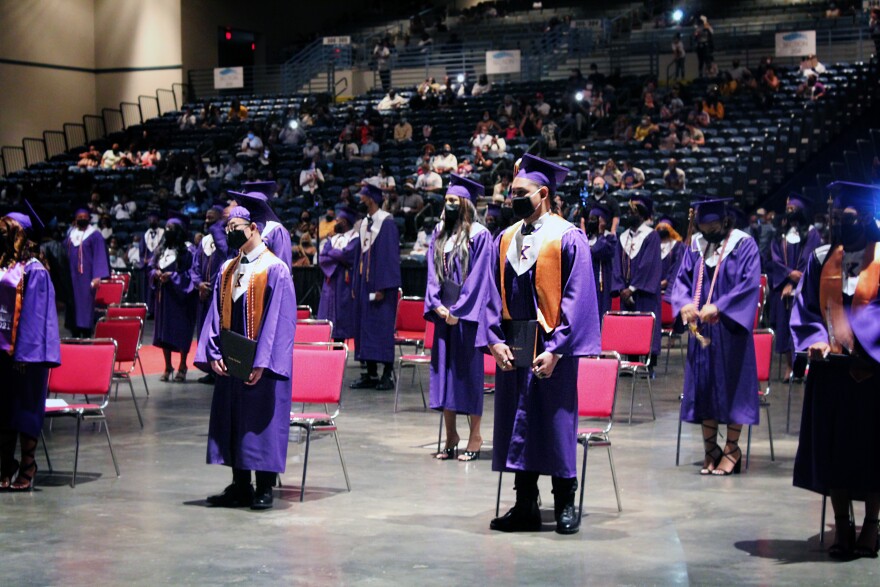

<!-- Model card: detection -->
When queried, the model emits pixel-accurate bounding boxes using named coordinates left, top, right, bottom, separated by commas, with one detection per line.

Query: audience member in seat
left=425, top=175, right=493, bottom=463
left=101, top=143, right=123, bottom=169
left=227, top=100, right=248, bottom=121
left=393, top=117, right=413, bottom=142
left=664, top=158, right=687, bottom=191
left=377, top=89, right=408, bottom=112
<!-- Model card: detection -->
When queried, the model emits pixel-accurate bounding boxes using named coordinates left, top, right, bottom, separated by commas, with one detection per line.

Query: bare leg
left=712, top=424, right=743, bottom=475
left=435, top=410, right=459, bottom=460
left=855, top=493, right=880, bottom=555
left=830, top=489, right=855, bottom=556
left=459, top=415, right=483, bottom=461
left=174, top=351, right=189, bottom=381
left=163, top=349, right=173, bottom=372
left=700, top=419, right=721, bottom=474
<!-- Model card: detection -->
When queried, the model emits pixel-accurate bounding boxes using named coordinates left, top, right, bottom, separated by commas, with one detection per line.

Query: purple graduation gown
left=0, top=261, right=62, bottom=438
left=139, top=227, right=164, bottom=310
left=353, top=212, right=401, bottom=364
left=589, top=231, right=617, bottom=322
left=487, top=221, right=601, bottom=478
left=64, top=227, right=110, bottom=330
left=151, top=245, right=196, bottom=353
left=189, top=221, right=231, bottom=345
left=661, top=240, right=685, bottom=302
left=671, top=231, right=761, bottom=424
left=613, top=225, right=663, bottom=355
left=195, top=255, right=296, bottom=473
left=792, top=244, right=880, bottom=496
left=424, top=224, right=493, bottom=416
left=317, top=232, right=359, bottom=340
left=768, top=228, right=821, bottom=353
left=262, top=222, right=292, bottom=271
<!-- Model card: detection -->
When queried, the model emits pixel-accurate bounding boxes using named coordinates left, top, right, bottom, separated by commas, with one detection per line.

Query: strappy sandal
left=435, top=446, right=458, bottom=460
left=0, top=459, right=19, bottom=491
left=700, top=423, right=721, bottom=475
left=174, top=369, right=188, bottom=383
left=10, top=461, right=37, bottom=492
left=160, top=369, right=173, bottom=382
left=712, top=443, right=742, bottom=476
left=830, top=516, right=856, bottom=559
left=855, top=518, right=880, bottom=559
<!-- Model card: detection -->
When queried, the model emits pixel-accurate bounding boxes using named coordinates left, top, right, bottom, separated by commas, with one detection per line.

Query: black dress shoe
left=490, top=501, right=542, bottom=532
left=375, top=375, right=394, bottom=390
left=251, top=487, right=274, bottom=510
left=197, top=373, right=215, bottom=385
left=206, top=483, right=254, bottom=508
left=555, top=503, right=580, bottom=535
left=350, top=375, right=379, bottom=389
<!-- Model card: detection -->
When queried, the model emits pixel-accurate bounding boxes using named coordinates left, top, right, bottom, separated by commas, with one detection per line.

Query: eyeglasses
left=225, top=222, right=250, bottom=233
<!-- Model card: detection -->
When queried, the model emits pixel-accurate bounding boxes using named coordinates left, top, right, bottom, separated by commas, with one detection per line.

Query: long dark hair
left=0, top=216, right=43, bottom=269
left=433, top=198, right=478, bottom=284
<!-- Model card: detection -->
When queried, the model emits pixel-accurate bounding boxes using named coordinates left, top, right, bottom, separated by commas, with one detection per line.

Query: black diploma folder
left=440, top=280, right=462, bottom=308
left=220, top=329, right=257, bottom=381
left=502, top=320, right=539, bottom=368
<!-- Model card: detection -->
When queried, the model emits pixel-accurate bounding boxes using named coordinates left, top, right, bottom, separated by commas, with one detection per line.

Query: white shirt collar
left=692, top=229, right=750, bottom=267
left=244, top=242, right=267, bottom=263
left=619, top=222, right=652, bottom=259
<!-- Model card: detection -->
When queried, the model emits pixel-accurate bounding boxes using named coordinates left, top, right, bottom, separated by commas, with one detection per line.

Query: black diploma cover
left=502, top=320, right=539, bottom=368
left=220, top=329, right=257, bottom=381
left=440, top=280, right=462, bottom=308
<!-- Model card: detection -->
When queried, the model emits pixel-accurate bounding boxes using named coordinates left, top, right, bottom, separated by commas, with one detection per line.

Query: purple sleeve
left=712, top=237, right=761, bottom=332
left=188, top=246, right=206, bottom=286
left=629, top=231, right=662, bottom=294
left=798, top=229, right=822, bottom=272
left=665, top=241, right=685, bottom=284
left=484, top=232, right=506, bottom=346
left=545, top=229, right=601, bottom=356
left=265, top=226, right=292, bottom=270
left=194, top=268, right=224, bottom=369
left=13, top=264, right=61, bottom=366
left=318, top=240, right=340, bottom=279
left=166, top=248, right=195, bottom=296
left=87, top=231, right=110, bottom=280
left=424, top=231, right=442, bottom=317
left=449, top=229, right=494, bottom=324
left=671, top=245, right=697, bottom=318
left=768, top=237, right=790, bottom=290
left=852, top=299, right=880, bottom=365
left=372, top=218, right=401, bottom=292
left=210, top=221, right=230, bottom=262
left=590, top=233, right=616, bottom=260
left=253, top=263, right=297, bottom=379
left=790, top=252, right=828, bottom=352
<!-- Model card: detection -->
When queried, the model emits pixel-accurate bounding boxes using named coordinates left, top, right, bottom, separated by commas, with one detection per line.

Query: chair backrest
left=422, top=319, right=436, bottom=351
left=291, top=343, right=348, bottom=404
left=94, top=281, right=125, bottom=307
left=753, top=328, right=774, bottom=383
left=395, top=296, right=427, bottom=333
left=294, top=320, right=333, bottom=344
left=483, top=352, right=496, bottom=377
left=111, top=271, right=131, bottom=294
left=577, top=352, right=621, bottom=419
left=106, top=303, right=148, bottom=323
left=48, top=339, right=117, bottom=397
left=95, top=317, right=143, bottom=363
left=601, top=312, right=656, bottom=356
left=661, top=300, right=675, bottom=328
left=296, top=305, right=312, bottom=320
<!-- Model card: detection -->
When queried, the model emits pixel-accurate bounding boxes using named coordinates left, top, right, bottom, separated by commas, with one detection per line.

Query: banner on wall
left=774, top=31, right=816, bottom=58
left=486, top=50, right=522, bottom=75
left=214, top=67, right=244, bottom=89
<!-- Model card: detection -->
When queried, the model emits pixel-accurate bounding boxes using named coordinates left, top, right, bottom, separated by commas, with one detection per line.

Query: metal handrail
left=21, top=137, right=47, bottom=167
left=43, top=130, right=67, bottom=159
left=119, top=102, right=142, bottom=129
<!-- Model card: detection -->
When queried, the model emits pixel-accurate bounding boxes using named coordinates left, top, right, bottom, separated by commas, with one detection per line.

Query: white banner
left=570, top=19, right=605, bottom=30
left=486, top=50, right=521, bottom=75
left=775, top=30, right=816, bottom=58
left=213, top=67, right=244, bottom=89
left=323, top=36, right=351, bottom=45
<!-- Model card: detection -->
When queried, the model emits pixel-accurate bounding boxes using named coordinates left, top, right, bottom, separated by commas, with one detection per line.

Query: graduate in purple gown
left=317, top=206, right=359, bottom=341
left=64, top=208, right=110, bottom=337
left=233, top=181, right=292, bottom=271
left=424, top=175, right=493, bottom=462
left=139, top=211, right=164, bottom=313
left=151, top=213, right=196, bottom=382
left=0, top=211, right=61, bottom=492
left=484, top=203, right=504, bottom=238
left=655, top=216, right=685, bottom=303
left=791, top=182, right=880, bottom=559
left=486, top=154, right=601, bottom=535
left=613, top=193, right=663, bottom=369
left=583, top=202, right=616, bottom=322
left=349, top=184, right=401, bottom=391
left=191, top=205, right=231, bottom=385
left=671, top=198, right=761, bottom=476
left=768, top=194, right=822, bottom=370
left=195, top=205, right=296, bottom=511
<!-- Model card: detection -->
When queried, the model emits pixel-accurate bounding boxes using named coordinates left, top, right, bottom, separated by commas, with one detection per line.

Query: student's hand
left=435, top=306, right=449, bottom=320
left=789, top=270, right=803, bottom=284
left=808, top=342, right=831, bottom=361
left=211, top=359, right=228, bottom=376
left=490, top=343, right=515, bottom=371
left=699, top=304, right=720, bottom=324
left=91, top=278, right=101, bottom=289
left=445, top=314, right=459, bottom=326
left=532, top=351, right=560, bottom=379
left=680, top=303, right=699, bottom=324
left=373, top=290, right=385, bottom=302
left=246, top=367, right=264, bottom=386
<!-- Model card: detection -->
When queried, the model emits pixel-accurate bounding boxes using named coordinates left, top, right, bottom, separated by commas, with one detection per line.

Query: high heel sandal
left=854, top=518, right=880, bottom=559
left=700, top=424, right=721, bottom=475
left=829, top=516, right=856, bottom=559
left=174, top=369, right=188, bottom=383
left=435, top=446, right=458, bottom=460
left=711, top=443, right=742, bottom=476
left=458, top=443, right=483, bottom=462
left=0, top=459, right=19, bottom=491
left=160, top=369, right=174, bottom=382
left=10, top=461, right=37, bottom=492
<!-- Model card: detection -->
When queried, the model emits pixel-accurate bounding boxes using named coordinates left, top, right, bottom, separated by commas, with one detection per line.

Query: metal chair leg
left=393, top=360, right=403, bottom=413
left=646, top=368, right=656, bottom=421
left=103, top=416, right=120, bottom=477
left=437, top=413, right=443, bottom=454
left=72, top=416, right=82, bottom=488
left=495, top=472, right=503, bottom=518
left=664, top=335, right=672, bottom=374
left=820, top=495, right=827, bottom=544
left=129, top=377, right=144, bottom=428
left=578, top=438, right=589, bottom=522
left=40, top=430, right=53, bottom=473
left=675, top=418, right=682, bottom=466
left=299, top=426, right=312, bottom=502
left=418, top=366, right=427, bottom=410
left=745, top=425, right=752, bottom=472
left=607, top=445, right=622, bottom=512
left=333, top=430, right=351, bottom=492
left=628, top=371, right=636, bottom=425
left=766, top=402, right=775, bottom=461
left=138, top=355, right=150, bottom=396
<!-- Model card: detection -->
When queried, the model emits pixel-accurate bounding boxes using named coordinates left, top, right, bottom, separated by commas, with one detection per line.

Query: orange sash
left=819, top=243, right=880, bottom=353
left=499, top=220, right=564, bottom=334
left=219, top=255, right=270, bottom=340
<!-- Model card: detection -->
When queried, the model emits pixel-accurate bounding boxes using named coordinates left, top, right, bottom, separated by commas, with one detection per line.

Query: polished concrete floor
left=3, top=336, right=880, bottom=586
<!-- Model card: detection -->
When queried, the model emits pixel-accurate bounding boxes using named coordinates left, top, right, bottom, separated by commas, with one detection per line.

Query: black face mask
left=357, top=201, right=369, bottom=214
left=586, top=218, right=600, bottom=234
left=76, top=219, right=90, bottom=229
left=164, top=230, right=179, bottom=245
left=150, top=221, right=159, bottom=230
left=786, top=211, right=804, bottom=226
left=444, top=204, right=459, bottom=227
left=592, top=188, right=605, bottom=199
left=326, top=214, right=335, bottom=222
left=657, top=228, right=670, bottom=239
left=226, top=228, right=249, bottom=250
left=333, top=223, right=348, bottom=234
left=623, top=214, right=642, bottom=230
left=702, top=229, right=725, bottom=244
left=511, top=194, right=537, bottom=220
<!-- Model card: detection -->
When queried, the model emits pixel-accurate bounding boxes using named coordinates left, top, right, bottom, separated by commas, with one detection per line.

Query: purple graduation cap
left=786, top=192, right=811, bottom=211
left=486, top=203, right=503, bottom=219
left=166, top=209, right=190, bottom=229
left=589, top=202, right=612, bottom=222
left=6, top=212, right=31, bottom=231
left=227, top=205, right=252, bottom=223
left=446, top=174, right=484, bottom=201
left=227, top=190, right=281, bottom=225
left=359, top=183, right=385, bottom=204
left=74, top=208, right=90, bottom=219
left=629, top=192, right=654, bottom=217
left=335, top=206, right=360, bottom=226
left=692, top=197, right=734, bottom=223
left=241, top=180, right=277, bottom=196
left=828, top=181, right=880, bottom=212
left=514, top=153, right=569, bottom=196
left=655, top=215, right=676, bottom=229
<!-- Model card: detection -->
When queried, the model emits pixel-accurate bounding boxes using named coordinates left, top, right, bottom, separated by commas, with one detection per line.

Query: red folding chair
left=296, top=305, right=313, bottom=320
left=483, top=353, right=496, bottom=393
left=111, top=271, right=131, bottom=296
left=577, top=352, right=623, bottom=517
left=94, top=317, right=146, bottom=428
left=746, top=328, right=776, bottom=470
left=661, top=300, right=684, bottom=374
left=94, top=280, right=124, bottom=313
left=289, top=342, right=352, bottom=501
left=393, top=320, right=435, bottom=413
left=601, top=311, right=656, bottom=424
left=394, top=295, right=428, bottom=354
left=106, top=303, right=148, bottom=324
left=294, top=319, right=334, bottom=344
left=44, top=338, right=121, bottom=487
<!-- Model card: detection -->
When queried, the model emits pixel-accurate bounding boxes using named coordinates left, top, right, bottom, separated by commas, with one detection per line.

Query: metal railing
left=1, top=146, right=26, bottom=175
left=43, top=130, right=67, bottom=159
left=22, top=138, right=46, bottom=167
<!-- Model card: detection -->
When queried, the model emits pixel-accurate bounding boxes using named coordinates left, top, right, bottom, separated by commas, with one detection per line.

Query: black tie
left=521, top=224, right=535, bottom=236
left=240, top=256, right=250, bottom=264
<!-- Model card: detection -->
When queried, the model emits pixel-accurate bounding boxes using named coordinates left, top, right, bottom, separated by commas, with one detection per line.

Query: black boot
left=490, top=472, right=542, bottom=532
left=207, top=468, right=254, bottom=507
left=375, top=363, right=394, bottom=390
left=252, top=471, right=276, bottom=510
left=351, top=362, right=380, bottom=389
left=552, top=476, right=580, bottom=535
